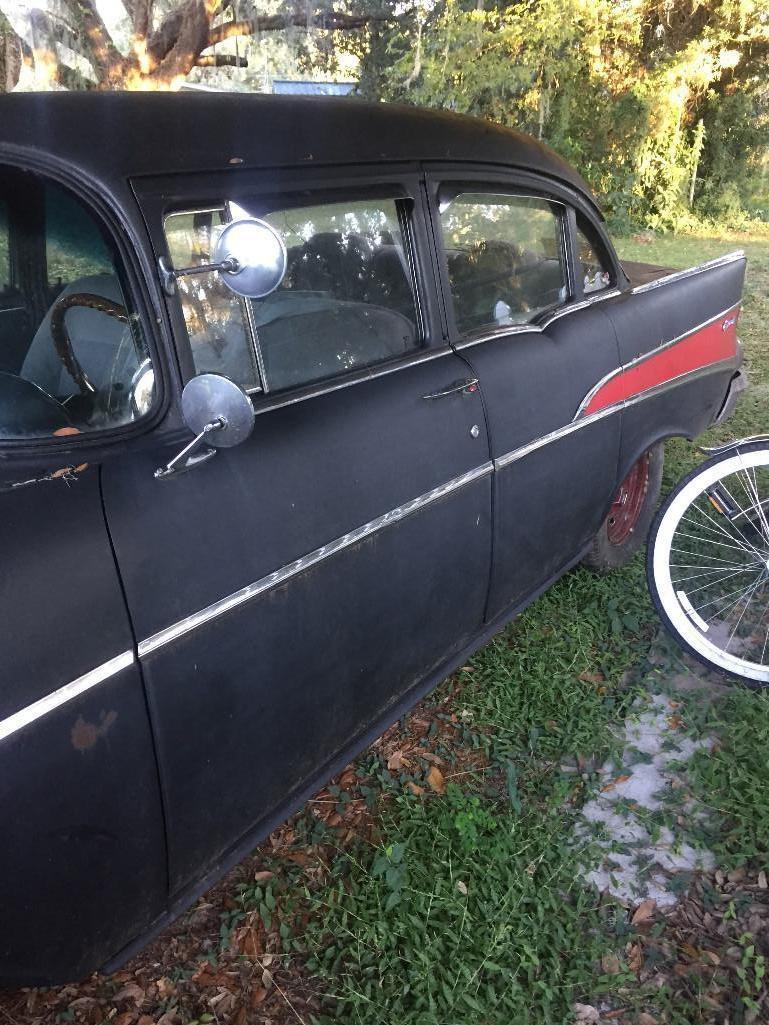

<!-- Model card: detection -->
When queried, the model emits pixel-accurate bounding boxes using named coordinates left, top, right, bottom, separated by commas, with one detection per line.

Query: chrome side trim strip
left=247, top=346, right=454, bottom=411
left=0, top=651, right=134, bottom=743
left=573, top=300, right=742, bottom=419
left=454, top=288, right=623, bottom=351
left=495, top=401, right=622, bottom=470
left=496, top=357, right=739, bottom=472
left=630, top=250, right=745, bottom=295
left=138, top=461, right=495, bottom=657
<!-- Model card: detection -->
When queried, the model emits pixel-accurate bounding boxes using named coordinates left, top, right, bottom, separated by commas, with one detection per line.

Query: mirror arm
left=154, top=417, right=226, bottom=480
left=158, top=256, right=240, bottom=297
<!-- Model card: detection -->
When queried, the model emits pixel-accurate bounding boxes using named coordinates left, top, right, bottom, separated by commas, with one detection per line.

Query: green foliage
left=360, top=0, right=769, bottom=229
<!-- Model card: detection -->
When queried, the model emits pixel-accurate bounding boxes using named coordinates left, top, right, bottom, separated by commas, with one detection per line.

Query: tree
left=0, top=0, right=389, bottom=91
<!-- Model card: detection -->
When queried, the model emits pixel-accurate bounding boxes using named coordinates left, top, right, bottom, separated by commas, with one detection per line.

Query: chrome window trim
left=453, top=288, right=622, bottom=351
left=0, top=651, right=134, bottom=744
left=138, top=461, right=495, bottom=657
left=438, top=191, right=571, bottom=342
left=573, top=300, right=742, bottom=419
left=630, top=250, right=745, bottom=295
left=247, top=344, right=454, bottom=412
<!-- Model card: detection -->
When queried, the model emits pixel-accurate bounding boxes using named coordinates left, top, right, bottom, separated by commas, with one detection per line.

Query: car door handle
left=422, top=377, right=479, bottom=400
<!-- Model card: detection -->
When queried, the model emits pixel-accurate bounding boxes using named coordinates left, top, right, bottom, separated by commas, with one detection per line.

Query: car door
left=425, top=169, right=623, bottom=619
left=103, top=166, right=493, bottom=896
left=0, top=162, right=166, bottom=984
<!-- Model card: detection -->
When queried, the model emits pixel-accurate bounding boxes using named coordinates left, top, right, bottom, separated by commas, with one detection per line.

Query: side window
left=164, top=209, right=260, bottom=391
left=439, top=192, right=567, bottom=337
left=165, top=196, right=421, bottom=394
left=0, top=166, right=156, bottom=441
left=576, top=220, right=613, bottom=295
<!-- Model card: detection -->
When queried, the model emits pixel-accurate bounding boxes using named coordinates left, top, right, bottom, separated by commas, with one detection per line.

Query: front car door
left=0, top=162, right=165, bottom=984
left=104, top=166, right=493, bottom=896
left=425, top=169, right=623, bottom=619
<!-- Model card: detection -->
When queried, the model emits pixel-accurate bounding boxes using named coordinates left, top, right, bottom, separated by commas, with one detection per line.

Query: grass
left=280, top=229, right=769, bottom=1024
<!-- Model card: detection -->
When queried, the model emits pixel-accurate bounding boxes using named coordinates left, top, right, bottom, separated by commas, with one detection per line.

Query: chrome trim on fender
left=496, top=357, right=739, bottom=472
left=138, top=461, right=495, bottom=657
left=495, top=401, right=622, bottom=470
left=573, top=300, right=742, bottom=419
left=630, top=250, right=745, bottom=295
left=0, top=651, right=135, bottom=743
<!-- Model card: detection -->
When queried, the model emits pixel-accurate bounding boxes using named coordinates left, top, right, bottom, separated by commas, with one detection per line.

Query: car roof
left=0, top=92, right=601, bottom=217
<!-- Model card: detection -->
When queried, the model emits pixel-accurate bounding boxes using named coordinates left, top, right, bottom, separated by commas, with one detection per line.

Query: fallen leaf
left=136, top=1018, right=154, bottom=1025
left=758, top=870, right=767, bottom=889
left=601, top=952, right=622, bottom=974
left=456, top=880, right=468, bottom=895
left=254, top=870, right=273, bottom=882
left=387, top=750, right=406, bottom=771
left=578, top=672, right=605, bottom=684
left=573, top=1004, right=600, bottom=1023
left=420, top=750, right=444, bottom=765
left=155, top=978, right=174, bottom=1001
left=601, top=775, right=631, bottom=793
left=113, top=1014, right=135, bottom=1025
left=628, top=943, right=643, bottom=972
left=637, top=1015, right=658, bottom=1025
left=250, top=987, right=268, bottom=1008
left=262, top=968, right=274, bottom=990
left=667, top=715, right=683, bottom=730
left=426, top=765, right=446, bottom=794
left=113, top=984, right=145, bottom=1006
left=701, top=950, right=721, bottom=965
left=632, top=898, right=657, bottom=925
left=406, top=781, right=424, bottom=796
left=232, top=1006, right=247, bottom=1025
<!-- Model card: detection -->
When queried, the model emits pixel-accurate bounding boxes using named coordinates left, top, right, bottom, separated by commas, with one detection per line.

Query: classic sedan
left=0, top=92, right=745, bottom=984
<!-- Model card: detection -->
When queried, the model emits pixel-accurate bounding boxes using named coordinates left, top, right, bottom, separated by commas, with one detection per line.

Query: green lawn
left=285, top=231, right=769, bottom=1025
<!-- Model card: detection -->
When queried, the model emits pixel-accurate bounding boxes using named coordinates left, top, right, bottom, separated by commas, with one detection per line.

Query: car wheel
left=583, top=443, right=664, bottom=573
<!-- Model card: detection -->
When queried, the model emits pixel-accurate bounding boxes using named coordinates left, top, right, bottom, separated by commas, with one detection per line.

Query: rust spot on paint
left=71, top=709, right=118, bottom=751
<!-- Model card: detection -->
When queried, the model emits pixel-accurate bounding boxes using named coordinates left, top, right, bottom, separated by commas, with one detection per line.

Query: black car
left=0, top=92, right=746, bottom=984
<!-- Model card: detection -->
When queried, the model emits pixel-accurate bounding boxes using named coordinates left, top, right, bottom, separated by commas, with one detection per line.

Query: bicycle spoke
left=694, top=573, right=765, bottom=615
left=673, top=565, right=757, bottom=585
left=682, top=500, right=766, bottom=559
left=726, top=573, right=766, bottom=650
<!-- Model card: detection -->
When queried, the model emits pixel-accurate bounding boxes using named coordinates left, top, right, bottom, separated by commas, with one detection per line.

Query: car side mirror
left=158, top=218, right=287, bottom=299
left=155, top=373, right=255, bottom=480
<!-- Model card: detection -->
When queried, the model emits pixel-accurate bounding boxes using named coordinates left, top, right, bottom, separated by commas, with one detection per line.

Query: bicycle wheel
left=647, top=440, right=769, bottom=685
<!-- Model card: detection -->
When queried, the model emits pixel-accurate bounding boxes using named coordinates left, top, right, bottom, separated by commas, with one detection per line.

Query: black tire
left=582, top=443, right=664, bottom=573
left=646, top=440, right=769, bottom=688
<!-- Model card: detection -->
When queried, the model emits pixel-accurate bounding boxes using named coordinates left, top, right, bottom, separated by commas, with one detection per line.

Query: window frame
left=425, top=165, right=625, bottom=348
left=0, top=155, right=167, bottom=454
left=144, top=163, right=445, bottom=412
left=435, top=185, right=572, bottom=342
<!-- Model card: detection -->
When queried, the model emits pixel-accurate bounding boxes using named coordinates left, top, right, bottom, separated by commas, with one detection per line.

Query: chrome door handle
left=422, top=377, right=479, bottom=400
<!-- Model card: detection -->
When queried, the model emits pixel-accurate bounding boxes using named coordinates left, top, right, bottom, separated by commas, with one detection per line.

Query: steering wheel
left=49, top=292, right=129, bottom=398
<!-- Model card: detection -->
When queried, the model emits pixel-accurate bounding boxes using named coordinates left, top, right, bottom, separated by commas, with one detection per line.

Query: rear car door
left=103, top=167, right=493, bottom=896
left=426, top=170, right=623, bottom=618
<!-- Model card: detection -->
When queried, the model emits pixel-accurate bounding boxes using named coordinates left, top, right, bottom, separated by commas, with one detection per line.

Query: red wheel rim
left=607, top=453, right=650, bottom=545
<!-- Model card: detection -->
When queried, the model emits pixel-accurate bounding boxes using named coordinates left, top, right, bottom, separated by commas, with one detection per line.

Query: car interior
left=0, top=166, right=152, bottom=439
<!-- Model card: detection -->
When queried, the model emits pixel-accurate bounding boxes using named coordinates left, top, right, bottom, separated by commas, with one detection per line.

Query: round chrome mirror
left=181, top=373, right=255, bottom=449
left=213, top=218, right=287, bottom=299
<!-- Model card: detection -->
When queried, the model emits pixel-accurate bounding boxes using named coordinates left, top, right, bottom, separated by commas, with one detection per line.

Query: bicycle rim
left=651, top=447, right=769, bottom=683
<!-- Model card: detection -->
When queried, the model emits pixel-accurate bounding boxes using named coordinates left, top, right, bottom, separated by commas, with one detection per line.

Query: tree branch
left=70, top=0, right=126, bottom=84
left=195, top=52, right=247, bottom=66
left=207, top=11, right=391, bottom=47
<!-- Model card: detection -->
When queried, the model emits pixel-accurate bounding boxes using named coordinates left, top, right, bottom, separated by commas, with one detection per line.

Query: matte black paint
left=0, top=94, right=744, bottom=985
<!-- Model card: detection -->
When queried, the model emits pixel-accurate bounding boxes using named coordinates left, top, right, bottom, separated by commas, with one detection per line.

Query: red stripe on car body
left=582, top=308, right=741, bottom=417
